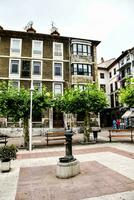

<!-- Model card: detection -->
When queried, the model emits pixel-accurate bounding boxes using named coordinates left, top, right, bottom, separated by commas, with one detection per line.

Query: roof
left=98, top=58, right=115, bottom=69
left=121, top=110, right=134, bottom=118
left=0, top=29, right=101, bottom=46
left=108, top=47, right=134, bottom=69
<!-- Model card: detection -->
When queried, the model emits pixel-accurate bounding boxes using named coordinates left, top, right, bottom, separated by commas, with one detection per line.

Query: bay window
left=71, top=64, right=92, bottom=76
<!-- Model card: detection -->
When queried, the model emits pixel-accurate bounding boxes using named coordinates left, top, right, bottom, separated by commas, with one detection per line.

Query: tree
left=0, top=82, right=52, bottom=148
left=54, top=83, right=107, bottom=142
left=119, top=78, right=134, bottom=108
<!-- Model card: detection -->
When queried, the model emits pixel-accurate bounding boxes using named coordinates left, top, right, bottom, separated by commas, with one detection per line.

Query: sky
left=0, top=0, right=134, bottom=62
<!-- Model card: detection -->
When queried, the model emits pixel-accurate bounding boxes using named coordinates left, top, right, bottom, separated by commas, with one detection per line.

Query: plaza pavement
left=0, top=129, right=134, bottom=200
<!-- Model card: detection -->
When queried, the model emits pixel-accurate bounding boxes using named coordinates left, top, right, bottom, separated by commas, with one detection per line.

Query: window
left=121, top=59, right=124, bottom=66
left=54, top=83, right=62, bottom=95
left=33, top=81, right=42, bottom=91
left=9, top=81, right=20, bottom=89
left=74, top=84, right=85, bottom=91
left=32, top=40, right=43, bottom=58
left=72, top=43, right=91, bottom=56
left=100, top=84, right=106, bottom=92
left=53, top=42, right=63, bottom=59
left=54, top=63, right=62, bottom=76
left=109, top=72, right=112, bottom=78
left=71, top=64, right=92, bottom=76
left=126, top=54, right=130, bottom=61
left=100, top=73, right=104, bottom=79
left=110, top=83, right=113, bottom=92
left=110, top=94, right=114, bottom=107
left=10, top=38, right=22, bottom=56
left=10, top=60, right=19, bottom=74
left=33, top=61, right=41, bottom=75
left=114, top=68, right=116, bottom=75
left=115, top=82, right=118, bottom=90
left=21, top=60, right=30, bottom=78
left=127, top=67, right=131, bottom=75
left=115, top=93, right=119, bottom=107
left=121, top=70, right=125, bottom=78
left=79, top=85, right=85, bottom=91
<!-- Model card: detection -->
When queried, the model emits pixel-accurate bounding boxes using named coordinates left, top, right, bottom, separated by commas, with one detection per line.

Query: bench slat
left=109, top=129, right=133, bottom=142
left=46, top=131, right=65, bottom=145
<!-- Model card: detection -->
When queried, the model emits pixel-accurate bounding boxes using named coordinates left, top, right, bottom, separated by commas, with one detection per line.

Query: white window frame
left=33, top=80, right=42, bottom=91
left=53, top=42, right=63, bottom=60
left=9, top=80, right=20, bottom=90
left=32, top=40, right=43, bottom=58
left=53, top=82, right=63, bottom=96
left=53, top=62, right=63, bottom=80
left=9, top=59, right=21, bottom=78
left=32, top=60, right=42, bottom=80
left=10, top=38, right=22, bottom=57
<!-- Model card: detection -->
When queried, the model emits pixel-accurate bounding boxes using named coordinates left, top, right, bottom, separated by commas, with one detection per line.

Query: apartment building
left=98, top=47, right=134, bottom=126
left=0, top=24, right=100, bottom=128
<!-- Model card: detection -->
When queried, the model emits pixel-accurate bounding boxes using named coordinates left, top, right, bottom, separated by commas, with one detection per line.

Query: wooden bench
left=109, top=129, right=134, bottom=142
left=0, top=135, right=8, bottom=146
left=45, top=131, right=65, bottom=146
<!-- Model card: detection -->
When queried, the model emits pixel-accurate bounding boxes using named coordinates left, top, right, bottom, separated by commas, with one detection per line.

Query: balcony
left=71, top=54, right=92, bottom=63
left=119, top=62, right=131, bottom=70
left=72, top=75, right=93, bottom=84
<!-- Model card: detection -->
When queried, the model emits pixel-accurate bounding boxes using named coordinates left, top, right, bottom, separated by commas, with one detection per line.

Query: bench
left=45, top=131, right=65, bottom=146
left=0, top=135, right=8, bottom=146
left=109, top=129, right=134, bottom=142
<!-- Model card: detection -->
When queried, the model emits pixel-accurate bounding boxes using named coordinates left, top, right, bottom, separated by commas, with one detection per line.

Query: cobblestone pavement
left=0, top=129, right=134, bottom=200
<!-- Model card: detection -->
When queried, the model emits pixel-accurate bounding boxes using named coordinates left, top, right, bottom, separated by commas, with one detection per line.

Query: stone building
left=0, top=24, right=100, bottom=129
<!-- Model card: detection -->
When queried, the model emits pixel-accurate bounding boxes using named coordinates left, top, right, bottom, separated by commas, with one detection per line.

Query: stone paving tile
left=17, top=146, right=134, bottom=160
left=15, top=161, right=134, bottom=200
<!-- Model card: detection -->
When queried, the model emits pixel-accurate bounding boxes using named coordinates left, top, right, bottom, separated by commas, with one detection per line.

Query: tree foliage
left=54, top=83, right=107, bottom=142
left=54, top=83, right=107, bottom=114
left=0, top=81, right=52, bottom=147
left=119, top=78, right=134, bottom=108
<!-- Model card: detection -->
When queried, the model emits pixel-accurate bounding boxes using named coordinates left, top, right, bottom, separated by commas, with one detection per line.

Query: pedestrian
left=112, top=119, right=117, bottom=129
left=116, top=119, right=120, bottom=129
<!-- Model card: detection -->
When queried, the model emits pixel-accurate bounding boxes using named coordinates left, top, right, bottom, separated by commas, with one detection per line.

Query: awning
left=121, top=110, right=134, bottom=118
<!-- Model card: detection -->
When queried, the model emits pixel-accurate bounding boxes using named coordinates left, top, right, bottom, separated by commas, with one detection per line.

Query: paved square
left=16, top=161, right=134, bottom=200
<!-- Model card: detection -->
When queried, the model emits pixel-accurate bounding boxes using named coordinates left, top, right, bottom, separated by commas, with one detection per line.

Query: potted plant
left=0, top=144, right=18, bottom=172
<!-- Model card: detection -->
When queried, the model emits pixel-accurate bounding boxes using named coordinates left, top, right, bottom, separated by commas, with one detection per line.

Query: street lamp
left=29, top=80, right=34, bottom=151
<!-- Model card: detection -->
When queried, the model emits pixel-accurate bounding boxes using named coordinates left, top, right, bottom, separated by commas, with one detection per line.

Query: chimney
left=50, top=22, right=60, bottom=36
left=101, top=57, right=104, bottom=63
left=27, top=27, right=36, bottom=33
left=0, top=26, right=4, bottom=30
left=24, top=21, right=36, bottom=33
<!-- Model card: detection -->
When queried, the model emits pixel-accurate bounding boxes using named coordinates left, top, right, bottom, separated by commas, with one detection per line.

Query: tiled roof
left=98, top=58, right=115, bottom=69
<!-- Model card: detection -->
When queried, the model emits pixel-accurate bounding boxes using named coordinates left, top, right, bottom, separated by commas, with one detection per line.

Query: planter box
left=1, top=160, right=11, bottom=172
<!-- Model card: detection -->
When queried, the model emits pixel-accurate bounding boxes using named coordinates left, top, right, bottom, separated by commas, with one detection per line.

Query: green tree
left=0, top=82, right=52, bottom=148
left=54, top=83, right=107, bottom=142
left=119, top=78, right=134, bottom=107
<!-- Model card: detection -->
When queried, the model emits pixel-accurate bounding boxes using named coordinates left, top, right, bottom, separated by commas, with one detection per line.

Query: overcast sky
left=0, top=0, right=134, bottom=62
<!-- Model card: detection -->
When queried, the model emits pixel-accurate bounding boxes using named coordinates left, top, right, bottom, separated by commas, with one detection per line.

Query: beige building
left=0, top=24, right=100, bottom=128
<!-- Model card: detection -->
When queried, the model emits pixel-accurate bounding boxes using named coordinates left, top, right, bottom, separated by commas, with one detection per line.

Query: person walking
left=112, top=119, right=117, bottom=129
left=116, top=119, right=120, bottom=129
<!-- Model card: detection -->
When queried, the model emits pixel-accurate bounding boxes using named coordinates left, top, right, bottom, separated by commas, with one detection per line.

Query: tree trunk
left=23, top=117, right=29, bottom=149
left=83, top=111, right=91, bottom=143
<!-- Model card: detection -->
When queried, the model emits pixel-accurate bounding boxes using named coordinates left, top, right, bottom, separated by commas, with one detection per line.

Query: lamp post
left=29, top=80, right=34, bottom=151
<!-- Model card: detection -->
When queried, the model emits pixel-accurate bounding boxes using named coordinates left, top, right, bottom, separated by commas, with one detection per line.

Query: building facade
left=0, top=25, right=100, bottom=128
left=98, top=47, right=134, bottom=127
